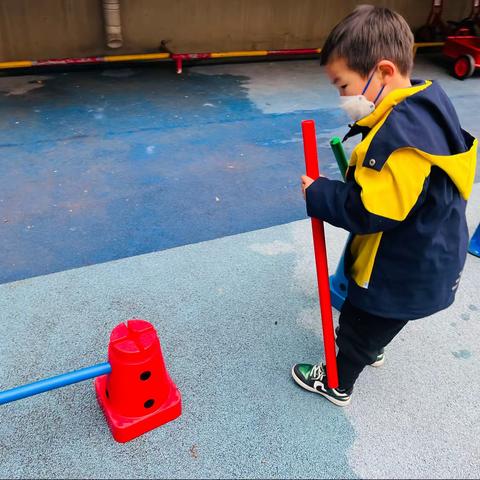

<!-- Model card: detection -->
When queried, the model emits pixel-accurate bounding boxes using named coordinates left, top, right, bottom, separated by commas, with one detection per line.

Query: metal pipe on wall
left=103, top=0, right=123, bottom=49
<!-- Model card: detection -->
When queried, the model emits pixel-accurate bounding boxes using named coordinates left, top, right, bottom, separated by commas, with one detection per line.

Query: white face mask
left=339, top=95, right=375, bottom=123
left=339, top=68, right=385, bottom=123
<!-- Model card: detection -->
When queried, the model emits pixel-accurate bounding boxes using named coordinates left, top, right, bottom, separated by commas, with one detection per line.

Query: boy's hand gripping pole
left=301, top=120, right=339, bottom=389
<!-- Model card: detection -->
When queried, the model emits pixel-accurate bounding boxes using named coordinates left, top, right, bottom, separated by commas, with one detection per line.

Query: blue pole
left=0, top=362, right=112, bottom=406
left=469, top=224, right=480, bottom=257
left=329, top=252, right=348, bottom=311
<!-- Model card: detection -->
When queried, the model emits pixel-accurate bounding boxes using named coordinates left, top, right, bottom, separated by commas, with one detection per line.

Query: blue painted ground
left=0, top=65, right=346, bottom=284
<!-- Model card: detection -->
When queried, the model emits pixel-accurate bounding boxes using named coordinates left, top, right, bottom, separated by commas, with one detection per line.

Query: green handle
left=329, top=137, right=349, bottom=180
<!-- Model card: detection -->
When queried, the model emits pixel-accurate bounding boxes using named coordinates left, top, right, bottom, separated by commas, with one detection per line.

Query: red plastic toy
left=301, top=120, right=339, bottom=389
left=95, top=319, right=181, bottom=443
left=443, top=36, right=480, bottom=79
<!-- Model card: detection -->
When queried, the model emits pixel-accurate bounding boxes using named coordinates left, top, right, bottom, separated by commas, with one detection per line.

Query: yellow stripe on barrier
left=211, top=51, right=268, bottom=58
left=104, top=53, right=170, bottom=62
left=413, top=42, right=445, bottom=56
left=414, top=42, right=445, bottom=48
left=0, top=60, right=34, bottom=69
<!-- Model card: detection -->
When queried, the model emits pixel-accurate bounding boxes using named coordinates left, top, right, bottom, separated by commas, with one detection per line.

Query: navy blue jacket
left=306, top=80, right=477, bottom=319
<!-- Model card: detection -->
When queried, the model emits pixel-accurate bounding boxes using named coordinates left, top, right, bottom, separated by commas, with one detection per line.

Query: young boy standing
left=292, top=5, right=477, bottom=406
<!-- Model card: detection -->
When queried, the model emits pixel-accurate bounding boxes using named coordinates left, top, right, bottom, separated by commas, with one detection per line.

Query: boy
left=291, top=5, right=477, bottom=406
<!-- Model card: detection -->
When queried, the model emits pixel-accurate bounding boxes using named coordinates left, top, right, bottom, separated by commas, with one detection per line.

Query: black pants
left=336, top=299, right=409, bottom=391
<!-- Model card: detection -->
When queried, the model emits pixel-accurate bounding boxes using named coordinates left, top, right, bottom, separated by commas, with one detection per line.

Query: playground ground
left=0, top=53, right=479, bottom=479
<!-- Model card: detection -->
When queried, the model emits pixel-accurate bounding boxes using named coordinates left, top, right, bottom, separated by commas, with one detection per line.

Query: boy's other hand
left=301, top=175, right=315, bottom=199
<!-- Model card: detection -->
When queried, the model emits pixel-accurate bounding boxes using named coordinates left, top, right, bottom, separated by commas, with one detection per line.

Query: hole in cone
left=144, top=399, right=155, bottom=409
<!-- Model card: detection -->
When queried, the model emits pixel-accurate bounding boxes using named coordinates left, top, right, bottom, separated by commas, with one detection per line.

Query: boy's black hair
left=320, top=5, right=414, bottom=76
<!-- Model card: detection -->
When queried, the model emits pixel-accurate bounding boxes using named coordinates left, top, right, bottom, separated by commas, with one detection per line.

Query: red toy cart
left=442, top=36, right=480, bottom=79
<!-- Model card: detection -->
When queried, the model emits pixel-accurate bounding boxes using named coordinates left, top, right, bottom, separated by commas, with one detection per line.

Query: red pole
left=301, top=120, right=339, bottom=389
left=175, top=57, right=183, bottom=74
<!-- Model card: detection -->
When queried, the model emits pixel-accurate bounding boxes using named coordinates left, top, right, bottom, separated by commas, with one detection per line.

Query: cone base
left=95, top=374, right=182, bottom=443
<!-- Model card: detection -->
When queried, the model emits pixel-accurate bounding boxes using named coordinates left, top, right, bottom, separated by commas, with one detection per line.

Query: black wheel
left=452, top=55, right=475, bottom=79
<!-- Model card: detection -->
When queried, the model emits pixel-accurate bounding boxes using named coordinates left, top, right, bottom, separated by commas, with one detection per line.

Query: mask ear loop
left=373, top=84, right=386, bottom=104
left=361, top=69, right=376, bottom=95
left=362, top=67, right=386, bottom=104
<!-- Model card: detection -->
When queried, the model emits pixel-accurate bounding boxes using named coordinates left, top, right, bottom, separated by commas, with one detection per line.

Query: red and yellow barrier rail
left=0, top=43, right=441, bottom=73
left=0, top=53, right=171, bottom=70
left=170, top=48, right=322, bottom=73
left=0, top=48, right=321, bottom=73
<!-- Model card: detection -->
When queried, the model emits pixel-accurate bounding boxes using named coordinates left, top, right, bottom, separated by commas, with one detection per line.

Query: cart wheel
left=452, top=55, right=475, bottom=80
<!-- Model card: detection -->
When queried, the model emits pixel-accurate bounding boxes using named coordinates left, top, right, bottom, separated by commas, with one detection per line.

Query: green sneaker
left=291, top=363, right=352, bottom=407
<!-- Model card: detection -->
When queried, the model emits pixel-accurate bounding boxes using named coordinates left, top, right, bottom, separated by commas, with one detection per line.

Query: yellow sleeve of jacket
left=305, top=148, right=430, bottom=233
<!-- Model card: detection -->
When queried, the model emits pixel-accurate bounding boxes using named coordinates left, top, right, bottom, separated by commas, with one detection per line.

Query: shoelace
left=308, top=364, right=326, bottom=381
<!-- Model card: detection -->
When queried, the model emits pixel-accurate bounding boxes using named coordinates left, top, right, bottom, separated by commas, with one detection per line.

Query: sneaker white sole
left=370, top=356, right=385, bottom=367
left=291, top=366, right=351, bottom=407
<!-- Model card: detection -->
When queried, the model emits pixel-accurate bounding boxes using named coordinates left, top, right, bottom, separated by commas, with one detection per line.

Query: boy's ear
left=377, top=60, right=396, bottom=83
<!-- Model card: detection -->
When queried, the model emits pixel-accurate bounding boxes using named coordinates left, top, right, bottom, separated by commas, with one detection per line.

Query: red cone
left=95, top=319, right=181, bottom=443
